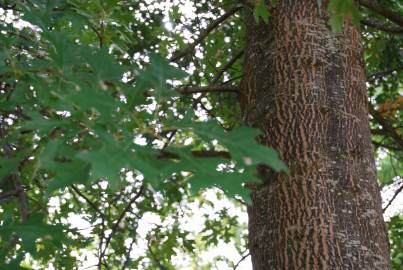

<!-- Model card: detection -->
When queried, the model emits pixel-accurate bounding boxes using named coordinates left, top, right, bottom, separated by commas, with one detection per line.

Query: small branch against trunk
left=372, top=140, right=402, bottom=152
left=371, top=129, right=386, bottom=136
left=212, top=50, right=244, bottom=84
left=125, top=84, right=239, bottom=96
left=367, top=66, right=403, bottom=83
left=158, top=150, right=231, bottom=160
left=369, top=104, right=403, bottom=150
left=222, top=74, right=243, bottom=85
left=178, top=84, right=240, bottom=94
left=358, top=0, right=403, bottom=27
left=170, top=6, right=242, bottom=62
left=233, top=250, right=250, bottom=270
left=361, top=17, right=403, bottom=34
left=383, top=180, right=403, bottom=212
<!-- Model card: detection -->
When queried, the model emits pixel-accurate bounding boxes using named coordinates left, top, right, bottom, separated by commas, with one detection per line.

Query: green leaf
left=328, top=14, right=344, bottom=32
left=327, top=0, right=361, bottom=32
left=0, top=214, right=66, bottom=254
left=46, top=160, right=91, bottom=194
left=165, top=116, right=288, bottom=201
left=0, top=257, right=32, bottom=270
left=38, top=139, right=90, bottom=194
left=61, top=80, right=120, bottom=122
left=220, top=127, right=287, bottom=172
left=253, top=1, right=270, bottom=24
left=22, top=112, right=67, bottom=135
left=169, top=119, right=288, bottom=172
left=129, top=146, right=170, bottom=188
left=45, top=31, right=80, bottom=69
left=83, top=47, right=126, bottom=82
left=77, top=133, right=131, bottom=190
left=21, top=4, right=52, bottom=30
left=105, top=0, right=122, bottom=9
left=378, top=154, right=402, bottom=186
left=0, top=50, right=7, bottom=70
left=0, top=151, right=27, bottom=180
left=191, top=170, right=252, bottom=203
left=134, top=53, right=188, bottom=99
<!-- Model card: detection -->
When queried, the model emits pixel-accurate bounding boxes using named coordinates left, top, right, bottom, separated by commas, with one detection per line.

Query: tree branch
left=70, top=185, right=106, bottom=219
left=367, top=66, right=403, bottom=83
left=383, top=180, right=403, bottom=213
left=0, top=174, right=29, bottom=255
left=178, top=84, right=240, bottom=94
left=0, top=3, right=19, bottom=11
left=158, top=150, right=231, bottom=160
left=361, top=17, right=403, bottom=34
left=233, top=250, right=250, bottom=270
left=372, top=140, right=402, bottom=152
left=0, top=187, right=21, bottom=203
left=100, top=185, right=144, bottom=259
left=359, top=0, right=403, bottom=27
left=10, top=175, right=29, bottom=222
left=212, top=50, right=244, bottom=83
left=147, top=239, right=169, bottom=270
left=170, top=6, right=242, bottom=62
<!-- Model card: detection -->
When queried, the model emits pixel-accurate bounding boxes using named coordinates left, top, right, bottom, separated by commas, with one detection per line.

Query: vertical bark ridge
left=241, top=1, right=391, bottom=269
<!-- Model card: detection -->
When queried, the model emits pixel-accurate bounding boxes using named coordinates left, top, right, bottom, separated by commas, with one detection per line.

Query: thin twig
left=372, top=140, right=401, bottom=153
left=222, top=74, right=243, bottom=85
left=233, top=251, right=250, bottom=270
left=383, top=180, right=403, bottom=212
left=212, top=50, right=244, bottom=84
left=88, top=23, right=104, bottom=48
left=100, top=185, right=144, bottom=259
left=70, top=185, right=106, bottom=219
left=162, top=129, right=177, bottom=148
left=98, top=217, right=106, bottom=270
left=170, top=6, right=242, bottom=62
left=121, top=238, right=135, bottom=270
left=147, top=239, right=169, bottom=270
left=367, top=66, right=403, bottom=83
left=121, top=218, right=140, bottom=270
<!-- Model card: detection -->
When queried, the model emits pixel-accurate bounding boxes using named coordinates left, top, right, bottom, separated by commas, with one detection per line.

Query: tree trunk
left=240, top=1, right=391, bottom=269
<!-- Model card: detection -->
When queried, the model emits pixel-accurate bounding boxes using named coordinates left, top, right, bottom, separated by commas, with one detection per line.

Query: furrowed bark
left=240, top=1, right=391, bottom=269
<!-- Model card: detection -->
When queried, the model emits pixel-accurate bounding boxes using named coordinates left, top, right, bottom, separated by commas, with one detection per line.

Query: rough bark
left=240, top=1, right=391, bottom=269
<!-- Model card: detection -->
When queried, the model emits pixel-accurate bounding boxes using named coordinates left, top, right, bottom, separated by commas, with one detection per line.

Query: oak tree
left=0, top=0, right=402, bottom=269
